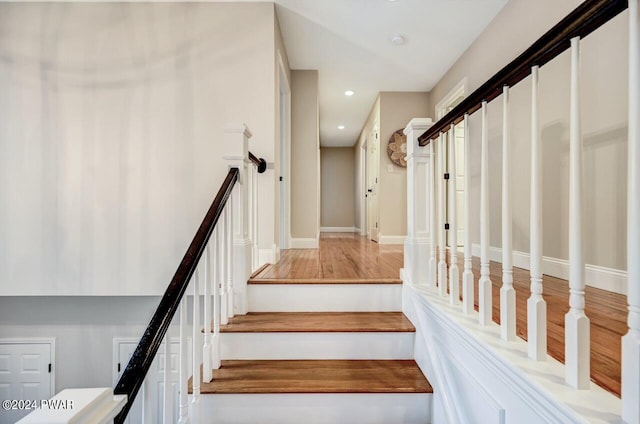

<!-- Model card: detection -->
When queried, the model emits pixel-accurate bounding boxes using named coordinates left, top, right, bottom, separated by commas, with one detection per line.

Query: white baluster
left=438, top=133, right=447, bottom=297
left=565, top=36, right=590, bottom=389
left=623, top=0, right=640, bottom=419
left=202, top=244, right=212, bottom=383
left=528, top=65, right=547, bottom=361
left=479, top=101, right=492, bottom=326
left=191, top=272, right=201, bottom=409
left=501, top=86, right=516, bottom=341
left=213, top=228, right=221, bottom=370
left=449, top=124, right=459, bottom=305
left=162, top=336, right=173, bottom=424
left=252, top=166, right=259, bottom=270
left=227, top=203, right=235, bottom=318
left=177, top=296, right=189, bottom=424
left=462, top=114, right=474, bottom=316
left=142, top=377, right=152, bottom=424
left=220, top=212, right=229, bottom=326
left=430, top=136, right=437, bottom=289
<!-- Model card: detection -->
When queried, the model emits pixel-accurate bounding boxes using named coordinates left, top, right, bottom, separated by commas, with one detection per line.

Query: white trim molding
left=259, top=244, right=279, bottom=265
left=471, top=244, right=626, bottom=295
left=320, top=227, right=357, bottom=233
left=289, top=238, right=319, bottom=249
left=379, top=234, right=406, bottom=245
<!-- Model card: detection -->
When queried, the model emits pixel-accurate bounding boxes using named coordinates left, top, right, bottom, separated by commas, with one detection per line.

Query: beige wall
left=0, top=2, right=282, bottom=295
left=290, top=70, right=320, bottom=240
left=321, top=148, right=356, bottom=228
left=430, top=0, right=628, bottom=270
left=355, top=97, right=380, bottom=234
left=379, top=92, right=431, bottom=239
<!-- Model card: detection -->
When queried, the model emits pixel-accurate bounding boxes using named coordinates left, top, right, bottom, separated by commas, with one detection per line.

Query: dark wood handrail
left=113, top=167, right=239, bottom=424
left=249, top=151, right=267, bottom=173
left=418, top=0, right=628, bottom=144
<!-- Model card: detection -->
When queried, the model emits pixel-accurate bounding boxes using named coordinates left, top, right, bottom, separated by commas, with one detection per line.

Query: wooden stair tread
left=192, top=360, right=432, bottom=394
left=248, top=278, right=402, bottom=285
left=220, top=312, right=415, bottom=333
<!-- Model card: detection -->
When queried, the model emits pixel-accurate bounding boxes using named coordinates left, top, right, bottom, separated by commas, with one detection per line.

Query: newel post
left=403, top=118, right=434, bottom=287
left=223, top=123, right=253, bottom=315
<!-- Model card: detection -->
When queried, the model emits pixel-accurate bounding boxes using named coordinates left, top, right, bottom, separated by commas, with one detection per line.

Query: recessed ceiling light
left=390, top=35, right=406, bottom=45
left=338, top=125, right=345, bottom=130
left=344, top=90, right=355, bottom=96
left=386, top=0, right=399, bottom=2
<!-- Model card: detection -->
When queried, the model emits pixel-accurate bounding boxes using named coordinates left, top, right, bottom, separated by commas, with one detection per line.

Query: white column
left=191, top=272, right=201, bottom=408
left=479, top=101, right=492, bottom=326
left=500, top=86, right=516, bottom=341
left=177, top=297, right=189, bottom=424
left=448, top=124, right=459, bottom=305
left=223, top=123, right=252, bottom=315
left=430, top=135, right=438, bottom=289
left=212, top=230, right=221, bottom=370
left=403, top=118, right=434, bottom=287
left=438, top=133, right=448, bottom=297
left=528, top=65, right=547, bottom=361
left=226, top=204, right=235, bottom=318
left=623, top=0, right=640, bottom=420
left=462, top=113, right=475, bottom=316
left=252, top=167, right=259, bottom=270
left=202, top=246, right=212, bottom=382
left=565, top=36, right=590, bottom=390
left=220, top=211, right=229, bottom=326
left=162, top=336, right=173, bottom=424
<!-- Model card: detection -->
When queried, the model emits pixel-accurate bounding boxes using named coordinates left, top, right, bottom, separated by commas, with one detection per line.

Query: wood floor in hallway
left=253, top=233, right=626, bottom=397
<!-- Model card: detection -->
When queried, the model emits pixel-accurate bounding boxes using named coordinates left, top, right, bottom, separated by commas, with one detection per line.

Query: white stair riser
left=248, top=284, right=402, bottom=312
left=194, top=393, right=432, bottom=424
left=221, top=332, right=415, bottom=360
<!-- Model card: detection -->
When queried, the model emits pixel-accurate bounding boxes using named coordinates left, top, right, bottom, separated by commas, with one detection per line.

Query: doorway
left=367, top=121, right=380, bottom=242
left=277, top=53, right=291, bottom=251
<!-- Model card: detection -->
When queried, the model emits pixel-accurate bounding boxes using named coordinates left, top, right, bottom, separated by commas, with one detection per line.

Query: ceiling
left=274, top=0, right=507, bottom=147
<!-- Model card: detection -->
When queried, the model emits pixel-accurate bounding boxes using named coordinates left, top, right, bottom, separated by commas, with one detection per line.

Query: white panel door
left=0, top=342, right=53, bottom=424
left=367, top=123, right=380, bottom=242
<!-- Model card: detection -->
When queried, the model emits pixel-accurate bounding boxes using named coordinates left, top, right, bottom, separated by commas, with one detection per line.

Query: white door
left=367, top=123, right=380, bottom=242
left=114, top=339, right=189, bottom=424
left=0, top=342, right=53, bottom=424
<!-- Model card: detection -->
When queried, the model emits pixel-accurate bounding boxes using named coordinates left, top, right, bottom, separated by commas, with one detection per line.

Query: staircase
left=191, top=278, right=433, bottom=424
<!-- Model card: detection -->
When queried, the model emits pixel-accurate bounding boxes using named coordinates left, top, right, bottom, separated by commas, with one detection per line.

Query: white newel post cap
left=223, top=123, right=252, bottom=162
left=403, top=118, right=434, bottom=156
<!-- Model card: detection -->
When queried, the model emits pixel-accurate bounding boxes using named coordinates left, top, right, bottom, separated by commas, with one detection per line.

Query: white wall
left=0, top=3, right=282, bottom=295
left=429, top=0, right=629, bottom=272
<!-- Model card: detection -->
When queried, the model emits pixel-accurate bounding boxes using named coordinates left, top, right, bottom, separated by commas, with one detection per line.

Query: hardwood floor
left=253, top=233, right=403, bottom=280
left=220, top=312, right=415, bottom=333
left=194, top=360, right=433, bottom=394
left=253, top=233, right=626, bottom=397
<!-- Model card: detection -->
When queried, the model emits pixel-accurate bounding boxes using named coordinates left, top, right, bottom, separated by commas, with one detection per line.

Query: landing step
left=248, top=278, right=402, bottom=284
left=221, top=312, right=415, bottom=333
left=193, top=360, right=432, bottom=394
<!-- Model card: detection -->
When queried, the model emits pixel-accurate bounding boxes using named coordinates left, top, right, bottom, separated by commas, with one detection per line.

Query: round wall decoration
left=387, top=129, right=407, bottom=167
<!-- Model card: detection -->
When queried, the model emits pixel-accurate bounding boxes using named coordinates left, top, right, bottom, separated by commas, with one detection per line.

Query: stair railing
left=404, top=0, right=637, bottom=421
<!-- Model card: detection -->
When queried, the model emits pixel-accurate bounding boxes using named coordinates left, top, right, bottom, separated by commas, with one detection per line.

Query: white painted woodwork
left=202, top=246, right=213, bottom=383
left=528, top=65, right=547, bottom=361
left=448, top=124, right=460, bottom=305
left=565, top=37, right=590, bottom=390
left=478, top=101, right=492, bottom=326
left=224, top=123, right=253, bottom=315
left=226, top=206, right=235, bottom=319
left=623, top=0, right=640, bottom=420
left=403, top=118, right=434, bottom=287
left=500, top=86, right=516, bottom=342
left=196, top=393, right=431, bottom=424
left=437, top=133, right=448, bottom=297
left=462, top=114, right=474, bottom=316
left=212, top=230, right=221, bottom=371
left=17, top=388, right=126, bottom=424
left=221, top=332, right=414, bottom=360
left=0, top=341, right=53, bottom=424
left=252, top=166, right=259, bottom=271
left=177, top=298, right=189, bottom=424
left=429, top=135, right=438, bottom=289
left=162, top=337, right=172, bottom=424
left=248, top=284, right=402, bottom=312
left=220, top=210, right=229, bottom=326
left=191, top=275, right=201, bottom=406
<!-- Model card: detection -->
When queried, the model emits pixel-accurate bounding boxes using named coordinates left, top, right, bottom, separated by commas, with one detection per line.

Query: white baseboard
left=259, top=245, right=278, bottom=265
left=320, top=227, right=357, bottom=233
left=378, top=234, right=406, bottom=245
left=289, top=238, right=319, bottom=249
left=354, top=227, right=361, bottom=235
left=471, top=244, right=626, bottom=295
